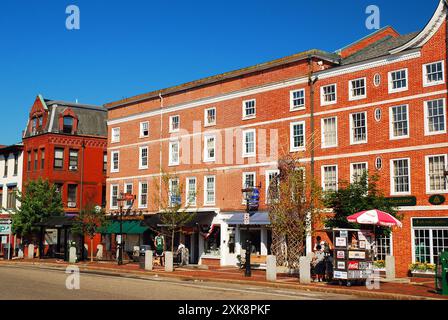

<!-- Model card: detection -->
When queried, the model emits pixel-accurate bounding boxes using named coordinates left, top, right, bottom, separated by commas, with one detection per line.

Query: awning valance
left=144, top=211, right=215, bottom=228
left=225, top=212, right=271, bottom=226
left=99, top=221, right=149, bottom=235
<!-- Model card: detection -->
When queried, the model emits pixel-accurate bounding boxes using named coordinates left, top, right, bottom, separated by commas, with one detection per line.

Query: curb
left=0, top=261, right=441, bottom=300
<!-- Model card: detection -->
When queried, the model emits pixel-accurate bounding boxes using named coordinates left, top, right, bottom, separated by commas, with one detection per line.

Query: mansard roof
left=23, top=97, right=107, bottom=138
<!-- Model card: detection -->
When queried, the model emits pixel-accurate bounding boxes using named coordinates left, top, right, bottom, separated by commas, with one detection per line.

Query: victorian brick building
left=104, top=0, right=448, bottom=276
left=21, top=95, right=107, bottom=256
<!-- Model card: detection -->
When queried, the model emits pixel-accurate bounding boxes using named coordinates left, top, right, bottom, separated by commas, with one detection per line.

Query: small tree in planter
left=152, top=171, right=196, bottom=253
left=267, top=155, right=323, bottom=268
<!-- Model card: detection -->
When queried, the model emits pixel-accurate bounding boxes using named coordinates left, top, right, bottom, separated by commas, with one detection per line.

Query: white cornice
left=390, top=0, right=447, bottom=55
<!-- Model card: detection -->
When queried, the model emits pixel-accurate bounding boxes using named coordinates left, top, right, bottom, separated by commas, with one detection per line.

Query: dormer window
left=31, top=118, right=37, bottom=134
left=63, top=116, right=74, bottom=134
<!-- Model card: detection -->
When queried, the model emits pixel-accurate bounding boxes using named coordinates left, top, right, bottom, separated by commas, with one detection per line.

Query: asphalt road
left=0, top=265, right=360, bottom=300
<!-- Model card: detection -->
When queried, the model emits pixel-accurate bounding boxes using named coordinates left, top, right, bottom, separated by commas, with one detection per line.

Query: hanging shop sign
left=385, top=196, right=417, bottom=207
left=429, top=195, right=446, bottom=206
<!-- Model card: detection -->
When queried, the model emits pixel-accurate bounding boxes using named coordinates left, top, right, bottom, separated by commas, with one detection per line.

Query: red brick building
left=22, top=95, right=107, bottom=256
left=105, top=0, right=448, bottom=275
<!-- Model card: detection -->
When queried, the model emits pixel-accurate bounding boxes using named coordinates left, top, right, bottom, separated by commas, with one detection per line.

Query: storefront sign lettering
left=385, top=196, right=417, bottom=207
left=413, top=218, right=448, bottom=228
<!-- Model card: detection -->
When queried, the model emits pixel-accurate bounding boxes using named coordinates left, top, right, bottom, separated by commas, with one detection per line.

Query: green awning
left=99, top=221, right=148, bottom=235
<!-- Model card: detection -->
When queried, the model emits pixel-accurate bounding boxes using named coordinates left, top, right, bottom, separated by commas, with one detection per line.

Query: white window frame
left=169, top=140, right=180, bottom=166
left=110, top=184, right=119, bottom=209
left=424, top=98, right=447, bottom=136
left=321, top=165, right=338, bottom=192
left=390, top=158, right=412, bottom=196
left=242, top=172, right=256, bottom=204
left=111, top=151, right=119, bottom=173
left=290, top=89, right=306, bottom=111
left=423, top=60, right=445, bottom=87
left=140, top=121, right=149, bottom=138
left=203, top=134, right=216, bottom=163
left=138, top=182, right=148, bottom=209
left=389, top=104, right=410, bottom=140
left=204, top=107, right=216, bottom=127
left=425, top=154, right=448, bottom=194
left=349, top=77, right=367, bottom=101
left=168, top=178, right=180, bottom=207
left=350, top=162, right=368, bottom=184
left=169, top=115, right=180, bottom=133
left=204, top=175, right=216, bottom=206
left=111, top=127, right=120, bottom=143
left=242, top=129, right=256, bottom=158
left=321, top=116, right=338, bottom=148
left=242, top=99, right=256, bottom=120
left=388, top=68, right=409, bottom=93
left=186, top=177, right=197, bottom=206
left=290, top=121, right=306, bottom=152
left=349, top=111, right=368, bottom=145
left=320, top=84, right=337, bottom=106
left=265, top=169, right=280, bottom=204
left=139, top=146, right=149, bottom=169
left=411, top=218, right=448, bottom=265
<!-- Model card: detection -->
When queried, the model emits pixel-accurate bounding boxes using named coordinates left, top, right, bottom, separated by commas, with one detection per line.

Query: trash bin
left=139, top=245, right=152, bottom=269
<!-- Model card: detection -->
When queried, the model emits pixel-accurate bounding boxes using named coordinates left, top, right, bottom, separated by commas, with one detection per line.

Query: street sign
left=0, top=224, right=11, bottom=235
left=243, top=213, right=250, bottom=225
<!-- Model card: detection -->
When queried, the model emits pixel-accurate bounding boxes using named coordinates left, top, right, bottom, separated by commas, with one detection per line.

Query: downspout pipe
left=159, top=93, right=164, bottom=210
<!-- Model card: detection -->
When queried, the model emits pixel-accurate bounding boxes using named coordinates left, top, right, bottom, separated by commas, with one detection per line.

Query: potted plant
left=409, top=262, right=436, bottom=277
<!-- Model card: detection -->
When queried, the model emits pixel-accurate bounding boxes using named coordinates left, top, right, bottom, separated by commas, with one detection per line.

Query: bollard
left=266, top=255, right=277, bottom=282
left=69, top=247, right=77, bottom=264
left=299, top=256, right=311, bottom=284
left=385, top=256, right=396, bottom=279
left=165, top=251, right=174, bottom=272
left=145, top=250, right=153, bottom=271
left=27, top=244, right=35, bottom=259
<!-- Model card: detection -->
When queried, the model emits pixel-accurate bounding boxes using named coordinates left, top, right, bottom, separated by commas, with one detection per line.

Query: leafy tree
left=12, top=178, right=64, bottom=239
left=324, top=173, right=400, bottom=236
left=72, top=203, right=109, bottom=262
left=267, top=155, right=323, bottom=268
left=152, top=171, right=196, bottom=252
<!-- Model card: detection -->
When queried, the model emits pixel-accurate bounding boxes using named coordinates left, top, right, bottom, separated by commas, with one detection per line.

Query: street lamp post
left=116, top=192, right=136, bottom=266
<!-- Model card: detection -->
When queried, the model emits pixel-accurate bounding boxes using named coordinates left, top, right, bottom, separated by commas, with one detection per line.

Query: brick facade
left=105, top=1, right=448, bottom=274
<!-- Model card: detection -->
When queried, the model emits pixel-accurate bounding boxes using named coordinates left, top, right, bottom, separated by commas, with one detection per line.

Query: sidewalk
left=1, top=258, right=446, bottom=300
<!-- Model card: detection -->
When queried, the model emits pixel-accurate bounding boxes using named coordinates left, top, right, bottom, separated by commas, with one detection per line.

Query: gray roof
left=341, top=32, right=419, bottom=65
left=24, top=98, right=107, bottom=138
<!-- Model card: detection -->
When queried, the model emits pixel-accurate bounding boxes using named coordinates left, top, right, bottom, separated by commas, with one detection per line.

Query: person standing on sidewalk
left=154, top=233, right=165, bottom=267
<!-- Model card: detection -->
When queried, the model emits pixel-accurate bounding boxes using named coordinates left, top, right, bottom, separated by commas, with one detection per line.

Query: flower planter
left=410, top=270, right=435, bottom=278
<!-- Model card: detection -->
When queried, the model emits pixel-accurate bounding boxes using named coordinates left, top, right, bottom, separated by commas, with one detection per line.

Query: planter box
left=411, top=270, right=435, bottom=278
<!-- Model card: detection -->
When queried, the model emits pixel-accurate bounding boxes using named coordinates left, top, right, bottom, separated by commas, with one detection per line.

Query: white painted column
left=235, top=225, right=241, bottom=255
left=220, top=221, right=229, bottom=266
left=260, top=228, right=268, bottom=256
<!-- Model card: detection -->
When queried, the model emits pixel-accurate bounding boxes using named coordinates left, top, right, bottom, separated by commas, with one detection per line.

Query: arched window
left=63, top=116, right=74, bottom=134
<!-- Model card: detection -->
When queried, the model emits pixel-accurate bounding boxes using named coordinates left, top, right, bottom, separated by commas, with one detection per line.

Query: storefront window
left=240, top=229, right=261, bottom=255
left=413, top=218, right=448, bottom=265
left=204, top=226, right=220, bottom=256
left=375, top=235, right=392, bottom=261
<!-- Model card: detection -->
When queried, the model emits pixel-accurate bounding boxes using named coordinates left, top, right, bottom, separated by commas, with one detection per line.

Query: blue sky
left=0, top=0, right=438, bottom=145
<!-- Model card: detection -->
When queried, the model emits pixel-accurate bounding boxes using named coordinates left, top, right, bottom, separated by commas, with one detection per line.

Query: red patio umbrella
left=347, top=209, right=402, bottom=228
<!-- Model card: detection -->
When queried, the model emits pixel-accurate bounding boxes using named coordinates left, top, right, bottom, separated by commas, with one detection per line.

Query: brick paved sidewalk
left=1, top=258, right=447, bottom=300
